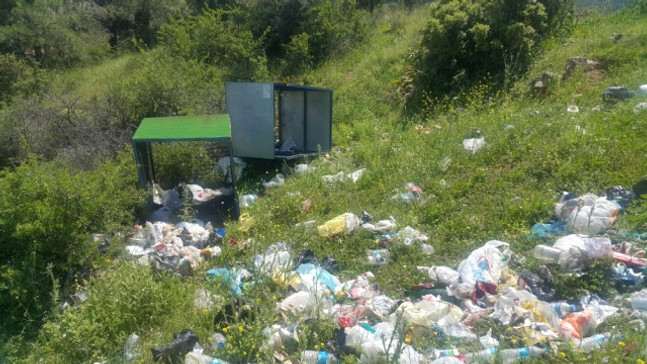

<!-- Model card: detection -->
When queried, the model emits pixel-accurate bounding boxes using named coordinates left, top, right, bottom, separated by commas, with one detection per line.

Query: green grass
left=5, top=3, right=647, bottom=364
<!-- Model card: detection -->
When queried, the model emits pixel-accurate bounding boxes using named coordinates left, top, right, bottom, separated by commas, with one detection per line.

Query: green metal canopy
left=132, top=115, right=232, bottom=142
left=132, top=114, right=239, bottom=219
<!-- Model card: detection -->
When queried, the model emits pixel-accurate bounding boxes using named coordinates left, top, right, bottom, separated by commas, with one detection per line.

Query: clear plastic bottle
left=533, top=245, right=562, bottom=263
left=499, top=346, right=546, bottom=363
left=211, top=332, right=226, bottom=349
left=300, top=350, right=338, bottom=364
left=575, top=333, right=611, bottom=352
left=464, top=347, right=497, bottom=363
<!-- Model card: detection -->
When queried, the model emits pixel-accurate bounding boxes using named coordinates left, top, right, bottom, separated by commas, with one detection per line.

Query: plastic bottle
left=499, top=347, right=546, bottom=363
left=300, top=350, right=338, bottom=364
left=533, top=244, right=562, bottom=263
left=463, top=347, right=497, bottom=363
left=551, top=302, right=577, bottom=317
left=575, top=333, right=611, bottom=352
left=211, top=333, right=226, bottom=349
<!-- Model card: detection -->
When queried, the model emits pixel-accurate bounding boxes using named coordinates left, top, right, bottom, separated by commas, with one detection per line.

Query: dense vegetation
left=1, top=0, right=647, bottom=362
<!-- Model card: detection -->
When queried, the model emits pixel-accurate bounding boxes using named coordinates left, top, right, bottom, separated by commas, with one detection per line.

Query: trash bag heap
left=110, top=163, right=647, bottom=364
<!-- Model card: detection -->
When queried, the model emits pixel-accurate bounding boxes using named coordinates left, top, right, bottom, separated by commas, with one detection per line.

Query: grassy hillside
left=4, top=3, right=647, bottom=363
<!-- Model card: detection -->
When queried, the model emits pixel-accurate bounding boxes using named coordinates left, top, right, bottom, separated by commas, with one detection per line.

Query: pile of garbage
left=112, top=164, right=647, bottom=363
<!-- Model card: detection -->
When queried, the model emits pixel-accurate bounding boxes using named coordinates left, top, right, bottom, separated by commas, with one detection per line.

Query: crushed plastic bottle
left=366, top=249, right=391, bottom=265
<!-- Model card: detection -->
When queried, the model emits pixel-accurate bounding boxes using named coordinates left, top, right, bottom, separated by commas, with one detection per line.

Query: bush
left=406, top=0, right=573, bottom=109
left=246, top=0, right=367, bottom=75
left=0, top=152, right=144, bottom=337
left=159, top=8, right=269, bottom=81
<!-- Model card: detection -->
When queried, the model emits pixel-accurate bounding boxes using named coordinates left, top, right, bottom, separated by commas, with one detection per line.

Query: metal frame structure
left=132, top=114, right=239, bottom=220
left=225, top=82, right=333, bottom=160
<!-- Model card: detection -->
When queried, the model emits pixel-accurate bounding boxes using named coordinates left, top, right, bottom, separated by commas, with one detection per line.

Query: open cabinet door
left=226, top=82, right=276, bottom=159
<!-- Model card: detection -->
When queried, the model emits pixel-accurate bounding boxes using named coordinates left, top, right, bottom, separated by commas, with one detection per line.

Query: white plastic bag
left=457, top=240, right=510, bottom=286
left=462, top=138, right=485, bottom=153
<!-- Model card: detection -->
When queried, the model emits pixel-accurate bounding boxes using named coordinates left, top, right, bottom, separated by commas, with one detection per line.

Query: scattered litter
left=634, top=102, right=647, bottom=113
left=395, top=226, right=429, bottom=245
left=639, top=84, right=647, bottom=95
left=362, top=217, right=396, bottom=232
left=462, top=138, right=485, bottom=153
left=123, top=333, right=140, bottom=362
left=554, top=193, right=619, bottom=235
left=366, top=249, right=391, bottom=265
left=262, top=173, right=285, bottom=188
left=602, top=86, right=635, bottom=102
left=206, top=268, right=253, bottom=297
left=317, top=213, right=360, bottom=237
left=217, top=156, right=246, bottom=183
left=567, top=105, right=579, bottom=113
left=151, top=329, right=199, bottom=362
left=391, top=183, right=423, bottom=203
left=240, top=194, right=257, bottom=208
left=294, top=163, right=316, bottom=173
left=322, top=168, right=366, bottom=184
left=421, top=243, right=435, bottom=255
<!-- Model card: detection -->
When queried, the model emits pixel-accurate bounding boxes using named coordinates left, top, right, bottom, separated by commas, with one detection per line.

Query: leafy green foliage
left=0, top=152, right=144, bottom=337
left=159, top=8, right=269, bottom=81
left=245, top=0, right=367, bottom=75
left=406, top=0, right=574, bottom=109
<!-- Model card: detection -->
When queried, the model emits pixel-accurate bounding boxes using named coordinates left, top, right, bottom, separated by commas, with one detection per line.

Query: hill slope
left=6, top=3, right=647, bottom=363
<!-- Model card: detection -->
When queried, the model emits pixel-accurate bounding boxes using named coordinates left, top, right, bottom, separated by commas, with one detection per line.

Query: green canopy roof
left=132, top=115, right=231, bottom=141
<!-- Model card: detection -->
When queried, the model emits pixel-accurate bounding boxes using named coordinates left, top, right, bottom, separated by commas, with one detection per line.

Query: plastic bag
left=151, top=329, right=200, bottom=363
left=317, top=213, right=360, bottom=237
left=518, top=269, right=555, bottom=302
left=123, top=333, right=140, bottom=361
left=254, top=243, right=291, bottom=274
left=419, top=266, right=460, bottom=286
left=396, top=226, right=429, bottom=245
left=262, top=173, right=285, bottom=189
left=457, top=240, right=510, bottom=287
left=217, top=156, right=246, bottom=183
left=463, top=138, right=485, bottom=153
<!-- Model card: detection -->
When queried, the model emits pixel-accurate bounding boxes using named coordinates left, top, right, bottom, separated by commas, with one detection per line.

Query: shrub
left=246, top=0, right=367, bottom=75
left=0, top=152, right=144, bottom=337
left=406, top=0, right=573, bottom=109
left=158, top=8, right=269, bottom=81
